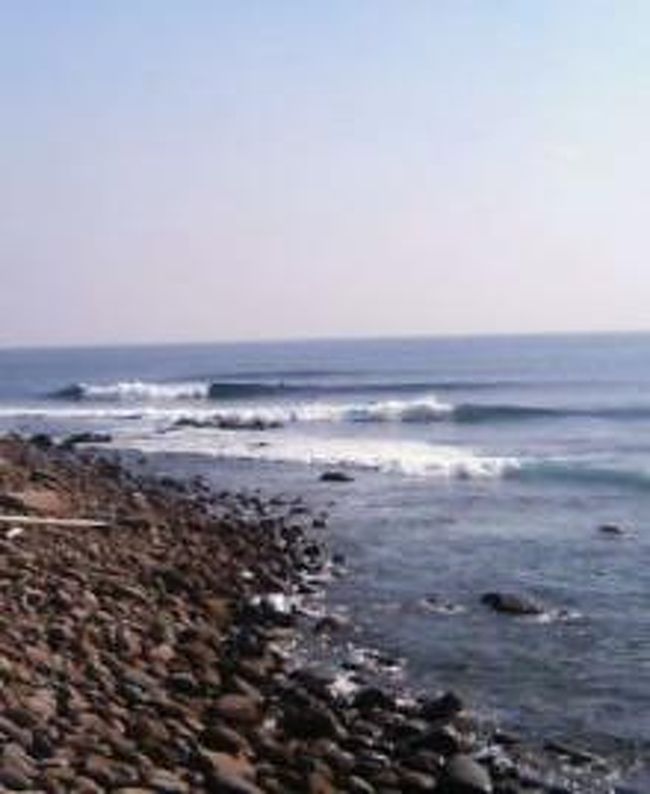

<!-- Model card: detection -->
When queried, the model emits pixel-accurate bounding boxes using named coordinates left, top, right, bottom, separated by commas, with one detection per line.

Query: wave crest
left=50, top=380, right=210, bottom=402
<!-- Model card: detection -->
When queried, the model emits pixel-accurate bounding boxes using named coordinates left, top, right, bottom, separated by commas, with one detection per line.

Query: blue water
left=1, top=333, right=648, bottom=781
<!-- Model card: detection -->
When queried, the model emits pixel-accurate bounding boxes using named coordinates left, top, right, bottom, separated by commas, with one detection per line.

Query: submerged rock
left=480, top=592, right=544, bottom=616
left=320, top=470, right=354, bottom=483
left=598, top=523, right=625, bottom=536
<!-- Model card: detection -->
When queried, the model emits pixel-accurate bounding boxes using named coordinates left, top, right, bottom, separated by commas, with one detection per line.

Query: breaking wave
left=50, top=380, right=211, bottom=401
left=24, top=388, right=650, bottom=428
left=47, top=377, right=535, bottom=403
left=117, top=433, right=520, bottom=480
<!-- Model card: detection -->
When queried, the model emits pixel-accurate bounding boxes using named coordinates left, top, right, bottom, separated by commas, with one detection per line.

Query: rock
left=308, top=770, right=336, bottom=794
left=436, top=754, right=493, bottom=793
left=354, top=687, right=395, bottom=713
left=167, top=671, right=200, bottom=696
left=347, top=776, right=376, bottom=793
left=598, top=523, right=625, bottom=536
left=319, top=471, right=354, bottom=483
left=282, top=699, right=347, bottom=740
left=200, top=724, right=251, bottom=754
left=84, top=754, right=140, bottom=788
left=399, top=768, right=438, bottom=792
left=213, top=694, right=261, bottom=726
left=198, top=750, right=263, bottom=794
left=420, top=691, right=464, bottom=722
left=0, top=743, right=36, bottom=789
left=29, top=433, right=54, bottom=450
left=60, top=432, right=112, bottom=449
left=417, top=725, right=464, bottom=756
left=146, top=768, right=190, bottom=793
left=480, top=593, right=543, bottom=616
left=314, top=614, right=351, bottom=635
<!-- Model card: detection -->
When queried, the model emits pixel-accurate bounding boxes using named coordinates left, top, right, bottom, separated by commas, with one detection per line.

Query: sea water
left=0, top=333, right=648, bottom=781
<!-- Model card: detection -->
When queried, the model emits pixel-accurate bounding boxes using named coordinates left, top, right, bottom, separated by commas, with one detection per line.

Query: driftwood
left=0, top=514, right=109, bottom=529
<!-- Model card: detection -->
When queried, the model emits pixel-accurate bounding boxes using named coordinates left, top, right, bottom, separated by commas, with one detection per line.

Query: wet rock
left=420, top=691, right=464, bottom=723
left=416, top=725, right=464, bottom=756
left=436, top=754, right=493, bottom=793
left=60, top=432, right=112, bottom=449
left=480, top=593, right=543, bottom=616
left=314, top=614, right=351, bottom=635
left=320, top=470, right=354, bottom=483
left=354, top=687, right=396, bottom=713
left=29, top=433, right=54, bottom=450
left=598, top=523, right=625, bottom=536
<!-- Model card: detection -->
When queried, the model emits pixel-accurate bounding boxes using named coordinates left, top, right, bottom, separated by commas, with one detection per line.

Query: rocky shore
left=0, top=436, right=631, bottom=793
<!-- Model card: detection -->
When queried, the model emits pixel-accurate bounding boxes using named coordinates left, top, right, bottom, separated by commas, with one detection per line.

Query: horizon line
left=1, top=327, right=650, bottom=354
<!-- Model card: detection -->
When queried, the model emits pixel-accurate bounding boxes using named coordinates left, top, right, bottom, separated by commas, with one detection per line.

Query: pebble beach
left=0, top=434, right=635, bottom=793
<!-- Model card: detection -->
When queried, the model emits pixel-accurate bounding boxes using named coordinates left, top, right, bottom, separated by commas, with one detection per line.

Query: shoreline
left=0, top=435, right=637, bottom=793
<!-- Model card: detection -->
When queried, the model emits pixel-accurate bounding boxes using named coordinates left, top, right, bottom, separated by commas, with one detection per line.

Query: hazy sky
left=2, top=1, right=650, bottom=347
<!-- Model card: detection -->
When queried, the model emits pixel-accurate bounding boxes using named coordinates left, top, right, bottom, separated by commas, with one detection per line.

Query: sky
left=1, top=1, right=650, bottom=347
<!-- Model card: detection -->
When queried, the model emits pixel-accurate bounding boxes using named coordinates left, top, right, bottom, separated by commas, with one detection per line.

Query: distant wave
left=47, top=377, right=531, bottom=403
left=50, top=380, right=210, bottom=401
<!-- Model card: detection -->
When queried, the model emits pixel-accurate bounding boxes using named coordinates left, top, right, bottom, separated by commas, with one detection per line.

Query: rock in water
left=319, top=470, right=354, bottom=483
left=436, top=754, right=493, bottom=793
left=480, top=592, right=543, bottom=616
left=598, top=523, right=625, bottom=536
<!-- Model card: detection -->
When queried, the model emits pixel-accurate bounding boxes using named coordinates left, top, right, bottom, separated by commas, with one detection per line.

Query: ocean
left=0, top=333, right=648, bottom=784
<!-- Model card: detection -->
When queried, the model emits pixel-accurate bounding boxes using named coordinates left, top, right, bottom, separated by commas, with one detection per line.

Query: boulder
left=320, top=471, right=354, bottom=483
left=598, top=523, right=625, bottom=536
left=480, top=592, right=543, bottom=616
left=213, top=694, right=261, bottom=727
left=436, top=754, right=492, bottom=793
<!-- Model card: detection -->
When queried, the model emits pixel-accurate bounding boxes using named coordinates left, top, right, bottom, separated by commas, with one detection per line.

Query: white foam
left=115, top=430, right=519, bottom=481
left=78, top=380, right=210, bottom=401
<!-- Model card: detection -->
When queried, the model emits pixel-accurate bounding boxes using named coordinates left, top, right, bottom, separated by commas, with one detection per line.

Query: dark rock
left=598, top=523, right=625, bottom=536
left=436, top=754, right=493, bottom=793
left=314, top=614, right=351, bottom=635
left=420, top=692, right=464, bottom=722
left=480, top=593, right=543, bottom=616
left=29, top=433, right=54, bottom=450
left=320, top=470, right=354, bottom=483
left=399, top=768, right=438, bottom=792
left=200, top=724, right=251, bottom=754
left=60, top=432, right=112, bottom=449
left=282, top=699, right=347, bottom=740
left=354, top=687, right=396, bottom=713
left=416, top=725, right=464, bottom=756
